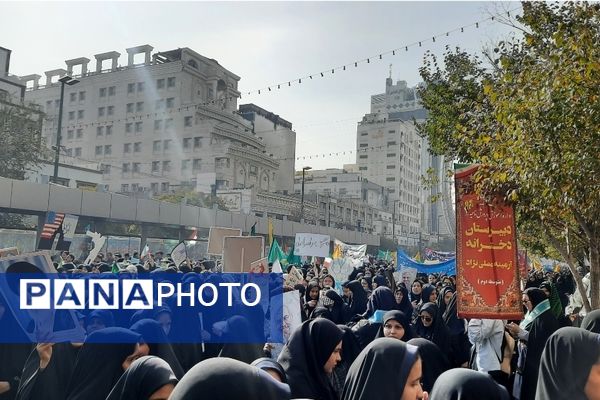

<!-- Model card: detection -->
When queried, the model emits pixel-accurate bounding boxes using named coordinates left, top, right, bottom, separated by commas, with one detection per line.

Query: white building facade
left=21, top=45, right=286, bottom=197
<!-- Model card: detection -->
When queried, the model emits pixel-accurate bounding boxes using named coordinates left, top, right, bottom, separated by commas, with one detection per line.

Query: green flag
left=268, top=238, right=287, bottom=264
left=250, top=222, right=256, bottom=236
left=111, top=261, right=119, bottom=274
left=286, top=245, right=301, bottom=266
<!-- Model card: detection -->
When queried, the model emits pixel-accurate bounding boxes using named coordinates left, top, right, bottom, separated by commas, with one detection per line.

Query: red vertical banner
left=455, top=165, right=523, bottom=320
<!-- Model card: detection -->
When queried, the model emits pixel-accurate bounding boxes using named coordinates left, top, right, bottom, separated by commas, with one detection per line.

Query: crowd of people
left=0, top=250, right=599, bottom=400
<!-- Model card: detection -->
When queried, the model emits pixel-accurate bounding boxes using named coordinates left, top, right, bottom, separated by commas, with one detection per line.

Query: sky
left=1, top=1, right=522, bottom=171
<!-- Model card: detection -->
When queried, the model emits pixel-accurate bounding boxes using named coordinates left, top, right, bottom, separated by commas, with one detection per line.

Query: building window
left=154, top=120, right=163, bottom=131
left=46, top=100, right=52, bottom=109
left=183, top=138, right=192, bottom=150
left=387, top=153, right=396, bottom=157
left=181, top=159, right=190, bottom=171
left=96, top=126, right=104, bottom=137
left=68, top=111, right=75, bottom=121
left=359, top=155, right=368, bottom=159
left=136, top=102, right=144, bottom=112
left=151, top=161, right=160, bottom=173
left=69, top=93, right=77, bottom=102
left=127, top=83, right=135, bottom=94
left=125, top=123, right=133, bottom=133
left=360, top=132, right=368, bottom=136
left=134, top=142, right=142, bottom=153
left=386, top=177, right=395, bottom=181
left=104, top=145, right=112, bottom=155
left=67, top=130, right=74, bottom=140
left=386, top=165, right=396, bottom=169
left=77, top=110, right=84, bottom=120
left=193, top=159, right=202, bottom=171
left=121, top=184, right=129, bottom=192
left=155, top=99, right=165, bottom=110
left=74, top=148, right=82, bottom=157
left=165, top=118, right=174, bottom=130
left=162, top=160, right=171, bottom=173
left=135, top=122, right=143, bottom=133
left=76, top=129, right=83, bottom=138
left=157, top=79, right=165, bottom=89
left=163, top=139, right=171, bottom=152
left=79, top=91, right=85, bottom=101
left=137, top=82, right=144, bottom=92
left=387, top=141, right=397, bottom=146
left=106, top=125, right=113, bottom=136
left=126, top=103, right=134, bottom=113
left=161, top=182, right=169, bottom=192
left=132, top=163, right=141, bottom=173
left=99, top=87, right=107, bottom=97
left=107, top=106, right=114, bottom=116
left=98, top=107, right=105, bottom=117
left=167, top=77, right=176, bottom=88
left=388, top=130, right=395, bottom=134
left=124, top=143, right=131, bottom=153
left=108, top=86, right=116, bottom=96
left=359, top=166, right=367, bottom=171
left=153, top=140, right=161, bottom=153
left=95, top=146, right=102, bottom=156
left=131, top=183, right=139, bottom=192
left=359, top=143, right=368, bottom=148
left=166, top=98, right=175, bottom=109
left=184, top=116, right=193, bottom=127
left=122, top=163, right=130, bottom=173
left=332, top=177, right=338, bottom=182
left=193, top=137, right=202, bottom=149
left=102, top=164, right=111, bottom=175
left=150, top=182, right=158, bottom=192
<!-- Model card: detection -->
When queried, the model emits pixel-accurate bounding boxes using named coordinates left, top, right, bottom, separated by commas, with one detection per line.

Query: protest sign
left=293, top=233, right=330, bottom=258
left=332, top=239, right=367, bottom=260
left=222, top=236, right=263, bottom=273
left=56, top=214, right=79, bottom=251
left=83, top=231, right=106, bottom=265
left=285, top=266, right=304, bottom=287
left=394, top=267, right=418, bottom=289
left=249, top=257, right=268, bottom=274
left=171, top=242, right=188, bottom=268
left=38, top=212, right=65, bottom=250
left=455, top=164, right=523, bottom=320
left=395, top=250, right=456, bottom=275
left=207, top=227, right=242, bottom=255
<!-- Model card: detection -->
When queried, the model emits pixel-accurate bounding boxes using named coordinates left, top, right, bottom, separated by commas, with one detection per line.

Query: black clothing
left=341, top=337, right=419, bottom=400
left=407, top=338, right=450, bottom=392
left=278, top=319, right=343, bottom=400
left=106, top=356, right=177, bottom=400
left=346, top=281, right=368, bottom=318
left=429, top=368, right=510, bottom=400
left=581, top=309, right=600, bottom=334
left=169, top=357, right=290, bottom=400
left=130, top=319, right=185, bottom=378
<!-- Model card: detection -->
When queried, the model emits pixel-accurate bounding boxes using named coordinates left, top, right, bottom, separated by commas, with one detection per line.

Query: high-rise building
left=356, top=76, right=453, bottom=245
left=20, top=45, right=286, bottom=196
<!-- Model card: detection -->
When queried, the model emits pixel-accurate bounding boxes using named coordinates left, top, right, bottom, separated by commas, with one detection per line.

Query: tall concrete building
left=20, top=45, right=287, bottom=196
left=356, top=76, right=453, bottom=245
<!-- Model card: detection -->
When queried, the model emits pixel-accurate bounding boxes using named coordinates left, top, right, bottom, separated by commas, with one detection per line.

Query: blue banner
left=0, top=272, right=283, bottom=344
left=395, top=249, right=456, bottom=275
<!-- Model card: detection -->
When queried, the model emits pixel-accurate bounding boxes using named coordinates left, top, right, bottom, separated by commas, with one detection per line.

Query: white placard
left=170, top=242, right=187, bottom=267
left=293, top=233, right=330, bottom=258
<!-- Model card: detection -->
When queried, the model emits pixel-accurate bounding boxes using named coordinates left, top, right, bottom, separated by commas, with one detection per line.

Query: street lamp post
left=300, top=166, right=312, bottom=222
left=52, top=75, right=79, bottom=183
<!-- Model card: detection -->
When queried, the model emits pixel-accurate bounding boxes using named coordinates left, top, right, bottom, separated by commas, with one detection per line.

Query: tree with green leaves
left=418, top=2, right=600, bottom=310
left=0, top=97, right=48, bottom=179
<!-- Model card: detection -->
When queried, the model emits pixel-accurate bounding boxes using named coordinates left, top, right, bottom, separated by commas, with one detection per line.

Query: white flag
left=141, top=244, right=150, bottom=259
left=272, top=259, right=283, bottom=273
left=170, top=242, right=187, bottom=267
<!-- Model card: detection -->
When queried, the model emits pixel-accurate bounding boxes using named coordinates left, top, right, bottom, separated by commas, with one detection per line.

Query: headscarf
left=520, top=288, right=551, bottom=330
left=395, top=285, right=413, bottom=316
left=250, top=358, right=288, bottom=384
left=85, top=309, right=115, bottom=329
left=437, top=286, right=455, bottom=316
left=539, top=281, right=563, bottom=319
left=442, top=291, right=465, bottom=335
left=169, top=357, right=290, bottom=400
left=105, top=356, right=177, bottom=400
left=278, top=318, right=343, bottom=400
left=414, top=302, right=449, bottom=349
left=346, top=280, right=368, bottom=317
left=421, top=284, right=437, bottom=304
left=410, top=279, right=423, bottom=303
left=582, top=309, right=600, bottom=334
left=361, top=276, right=372, bottom=291
left=324, top=289, right=348, bottom=324
left=130, top=319, right=185, bottom=378
left=363, top=286, right=398, bottom=319
left=321, top=274, right=336, bottom=288
left=373, top=275, right=387, bottom=289
left=535, top=327, right=600, bottom=400
left=65, top=328, right=142, bottom=400
left=407, top=338, right=450, bottom=392
left=337, top=325, right=363, bottom=367
left=341, top=338, right=419, bottom=400
left=305, top=280, right=321, bottom=304
left=429, top=368, right=509, bottom=400
left=377, top=310, right=415, bottom=342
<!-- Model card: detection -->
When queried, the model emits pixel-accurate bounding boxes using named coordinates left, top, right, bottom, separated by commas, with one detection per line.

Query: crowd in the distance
left=0, top=251, right=598, bottom=400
